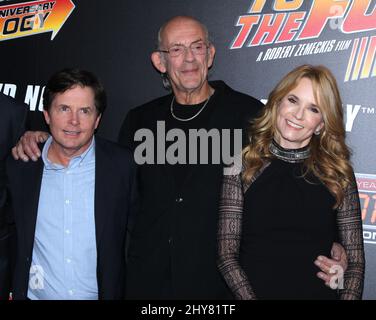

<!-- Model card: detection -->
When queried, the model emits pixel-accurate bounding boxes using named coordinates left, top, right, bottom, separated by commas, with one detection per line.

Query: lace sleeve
left=337, top=178, right=365, bottom=300
left=217, top=170, right=256, bottom=300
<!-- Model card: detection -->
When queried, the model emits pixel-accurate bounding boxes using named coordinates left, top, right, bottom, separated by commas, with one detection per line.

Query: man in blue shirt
left=6, top=69, right=137, bottom=299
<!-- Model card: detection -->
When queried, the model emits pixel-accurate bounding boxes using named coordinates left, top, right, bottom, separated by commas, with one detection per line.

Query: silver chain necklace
left=170, top=94, right=212, bottom=122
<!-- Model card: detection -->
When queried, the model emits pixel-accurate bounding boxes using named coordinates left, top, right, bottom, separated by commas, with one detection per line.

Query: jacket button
left=176, top=197, right=183, bottom=203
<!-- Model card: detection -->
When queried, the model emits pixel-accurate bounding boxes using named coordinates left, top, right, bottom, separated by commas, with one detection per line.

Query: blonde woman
left=217, top=65, right=365, bottom=299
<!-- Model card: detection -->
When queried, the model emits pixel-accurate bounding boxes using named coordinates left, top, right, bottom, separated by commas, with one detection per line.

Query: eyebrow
left=56, top=104, right=94, bottom=110
left=170, top=38, right=204, bottom=46
left=57, top=104, right=70, bottom=108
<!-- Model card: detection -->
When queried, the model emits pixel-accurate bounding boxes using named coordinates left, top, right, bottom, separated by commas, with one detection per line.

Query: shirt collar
left=42, top=136, right=96, bottom=170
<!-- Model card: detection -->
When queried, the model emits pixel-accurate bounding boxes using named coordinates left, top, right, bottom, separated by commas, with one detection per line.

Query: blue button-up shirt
left=27, top=137, right=98, bottom=300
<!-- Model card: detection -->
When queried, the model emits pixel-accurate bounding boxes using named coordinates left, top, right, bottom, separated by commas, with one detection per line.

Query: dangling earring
left=314, top=130, right=320, bottom=136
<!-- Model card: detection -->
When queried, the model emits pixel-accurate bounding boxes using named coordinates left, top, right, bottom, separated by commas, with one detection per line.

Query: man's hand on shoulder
left=12, top=131, right=49, bottom=162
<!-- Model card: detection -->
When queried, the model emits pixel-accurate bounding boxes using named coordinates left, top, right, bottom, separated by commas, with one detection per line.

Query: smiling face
left=274, top=77, right=324, bottom=149
left=43, top=85, right=101, bottom=162
left=151, top=17, right=215, bottom=102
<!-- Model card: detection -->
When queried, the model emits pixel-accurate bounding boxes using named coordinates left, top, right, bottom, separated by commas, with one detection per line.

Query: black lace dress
left=217, top=141, right=365, bottom=300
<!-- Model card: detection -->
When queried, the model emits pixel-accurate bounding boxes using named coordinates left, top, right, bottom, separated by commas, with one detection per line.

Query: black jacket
left=118, top=81, right=264, bottom=299
left=0, top=94, right=27, bottom=300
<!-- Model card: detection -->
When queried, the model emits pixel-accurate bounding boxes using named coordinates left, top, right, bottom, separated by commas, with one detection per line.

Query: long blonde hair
left=242, top=65, right=354, bottom=208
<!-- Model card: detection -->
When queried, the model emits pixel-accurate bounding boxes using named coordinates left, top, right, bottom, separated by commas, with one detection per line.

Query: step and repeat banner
left=0, top=0, right=375, bottom=299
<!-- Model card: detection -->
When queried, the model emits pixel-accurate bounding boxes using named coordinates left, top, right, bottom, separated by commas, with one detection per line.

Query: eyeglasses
left=158, top=42, right=209, bottom=57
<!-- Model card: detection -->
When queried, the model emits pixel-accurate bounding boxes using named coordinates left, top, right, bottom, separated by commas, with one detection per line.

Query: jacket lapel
left=94, top=138, right=108, bottom=247
left=153, top=96, right=176, bottom=192
left=20, top=160, right=44, bottom=253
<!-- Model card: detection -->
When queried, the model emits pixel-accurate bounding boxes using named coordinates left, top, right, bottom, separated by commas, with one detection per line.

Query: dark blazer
left=6, top=136, right=137, bottom=300
left=0, top=94, right=27, bottom=299
left=118, top=81, right=264, bottom=299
